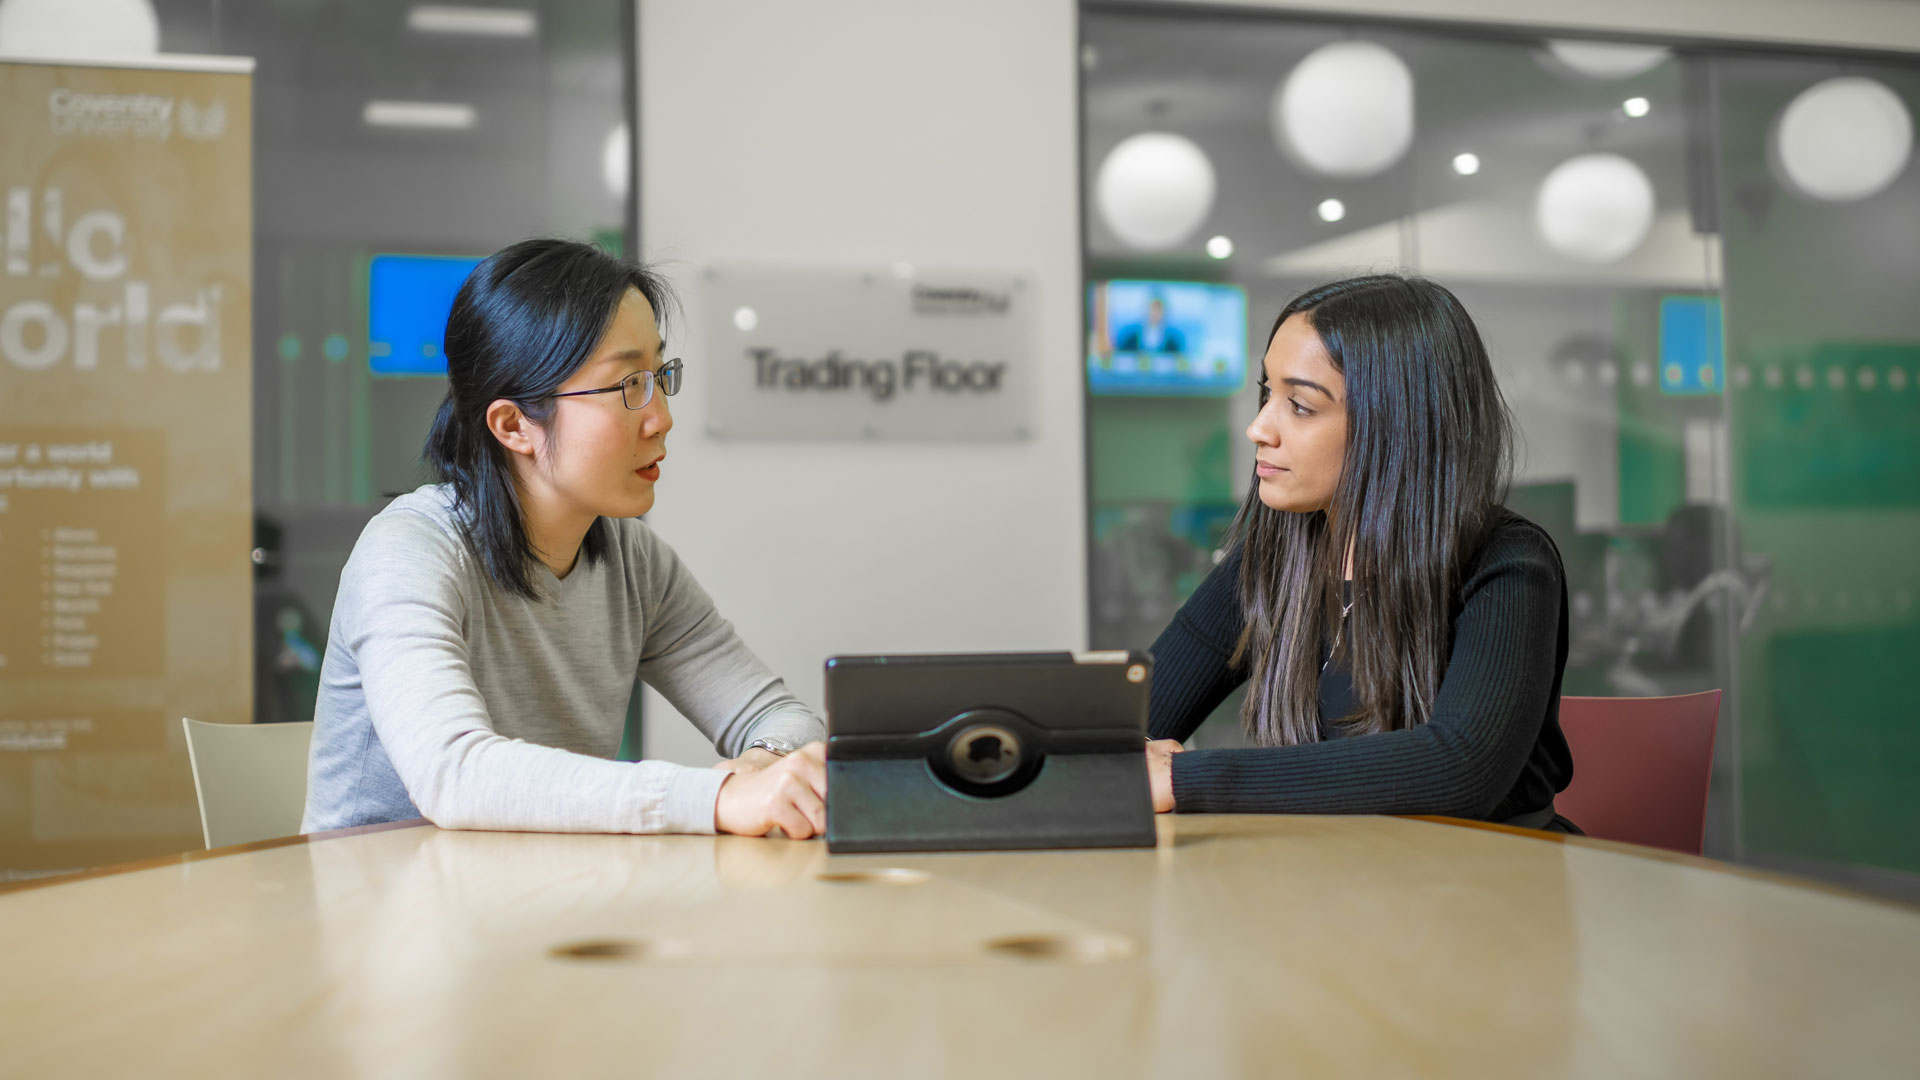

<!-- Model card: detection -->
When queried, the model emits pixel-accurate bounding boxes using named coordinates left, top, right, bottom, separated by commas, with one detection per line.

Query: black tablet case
left=824, top=651, right=1158, bottom=853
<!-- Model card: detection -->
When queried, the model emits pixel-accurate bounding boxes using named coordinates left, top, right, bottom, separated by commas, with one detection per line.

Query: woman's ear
left=485, top=399, right=539, bottom=459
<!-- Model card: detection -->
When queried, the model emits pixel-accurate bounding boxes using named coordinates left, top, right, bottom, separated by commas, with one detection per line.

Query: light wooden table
left=3, top=815, right=1918, bottom=1079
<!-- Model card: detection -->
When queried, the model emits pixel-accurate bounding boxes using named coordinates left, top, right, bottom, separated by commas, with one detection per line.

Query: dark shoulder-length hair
left=1232, top=274, right=1513, bottom=745
left=424, top=237, right=675, bottom=600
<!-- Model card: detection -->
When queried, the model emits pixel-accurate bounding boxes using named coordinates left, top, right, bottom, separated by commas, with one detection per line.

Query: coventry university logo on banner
left=46, top=87, right=229, bottom=140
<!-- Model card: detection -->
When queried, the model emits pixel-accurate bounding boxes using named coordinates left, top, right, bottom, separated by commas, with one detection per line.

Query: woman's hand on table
left=1145, top=739, right=1183, bottom=813
left=714, top=741, right=828, bottom=839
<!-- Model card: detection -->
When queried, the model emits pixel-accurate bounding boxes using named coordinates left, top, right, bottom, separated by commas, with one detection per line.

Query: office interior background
left=0, top=0, right=1916, bottom=901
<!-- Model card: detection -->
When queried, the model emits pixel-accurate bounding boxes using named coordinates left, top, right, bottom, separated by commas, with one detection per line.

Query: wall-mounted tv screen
left=1087, top=279, right=1248, bottom=397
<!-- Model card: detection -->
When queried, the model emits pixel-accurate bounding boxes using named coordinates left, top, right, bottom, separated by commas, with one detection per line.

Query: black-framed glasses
left=548, top=358, right=683, bottom=411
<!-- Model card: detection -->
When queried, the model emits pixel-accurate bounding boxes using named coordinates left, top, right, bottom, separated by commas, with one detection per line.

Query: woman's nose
left=642, top=396, right=673, bottom=437
left=1246, top=404, right=1277, bottom=446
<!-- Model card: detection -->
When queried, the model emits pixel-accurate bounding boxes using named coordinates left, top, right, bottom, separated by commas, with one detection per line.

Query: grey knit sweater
left=301, top=485, right=823, bottom=835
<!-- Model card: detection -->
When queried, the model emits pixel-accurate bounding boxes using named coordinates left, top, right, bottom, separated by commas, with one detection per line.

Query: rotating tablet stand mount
left=826, top=704, right=1157, bottom=854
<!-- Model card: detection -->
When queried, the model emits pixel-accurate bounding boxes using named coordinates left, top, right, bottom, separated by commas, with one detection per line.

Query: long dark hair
left=1232, top=275, right=1513, bottom=745
left=424, top=238, right=675, bottom=600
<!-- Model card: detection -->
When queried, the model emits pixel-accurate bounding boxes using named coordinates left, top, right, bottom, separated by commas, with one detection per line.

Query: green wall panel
left=1743, top=624, right=1920, bottom=872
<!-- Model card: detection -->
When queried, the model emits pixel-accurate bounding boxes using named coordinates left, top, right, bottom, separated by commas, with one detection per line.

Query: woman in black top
left=1145, top=275, right=1578, bottom=831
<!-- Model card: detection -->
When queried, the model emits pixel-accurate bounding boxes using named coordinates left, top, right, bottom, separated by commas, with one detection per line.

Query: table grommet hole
left=984, top=933, right=1132, bottom=963
left=549, top=938, right=647, bottom=962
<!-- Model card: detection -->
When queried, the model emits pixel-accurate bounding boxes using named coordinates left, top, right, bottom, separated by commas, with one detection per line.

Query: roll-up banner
left=0, top=52, right=253, bottom=876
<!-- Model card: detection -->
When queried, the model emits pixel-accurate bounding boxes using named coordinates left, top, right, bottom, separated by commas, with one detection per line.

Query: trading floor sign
left=704, top=265, right=1034, bottom=441
left=0, top=53, right=253, bottom=874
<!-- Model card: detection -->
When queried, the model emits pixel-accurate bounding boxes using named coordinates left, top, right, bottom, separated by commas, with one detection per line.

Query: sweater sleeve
left=630, top=523, right=825, bottom=758
left=1147, top=547, right=1251, bottom=742
left=345, top=511, right=730, bottom=835
left=1169, top=524, right=1565, bottom=818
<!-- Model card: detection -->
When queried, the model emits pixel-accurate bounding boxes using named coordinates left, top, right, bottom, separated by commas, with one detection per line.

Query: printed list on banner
left=0, top=429, right=164, bottom=680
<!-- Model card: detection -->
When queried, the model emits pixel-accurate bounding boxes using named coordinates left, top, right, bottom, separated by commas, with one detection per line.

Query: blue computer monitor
left=1657, top=294, right=1724, bottom=396
left=1087, top=280, right=1248, bottom=396
left=368, top=254, right=483, bottom=376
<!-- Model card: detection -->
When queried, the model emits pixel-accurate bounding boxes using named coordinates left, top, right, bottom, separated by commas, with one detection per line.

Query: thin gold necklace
left=1323, top=596, right=1355, bottom=672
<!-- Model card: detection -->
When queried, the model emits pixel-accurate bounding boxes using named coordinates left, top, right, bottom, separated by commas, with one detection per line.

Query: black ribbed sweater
left=1149, top=509, right=1574, bottom=822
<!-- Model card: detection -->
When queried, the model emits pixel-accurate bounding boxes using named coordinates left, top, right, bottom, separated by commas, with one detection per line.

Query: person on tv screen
left=303, top=239, right=827, bottom=840
left=1114, top=291, right=1187, bottom=355
left=1141, top=274, right=1579, bottom=833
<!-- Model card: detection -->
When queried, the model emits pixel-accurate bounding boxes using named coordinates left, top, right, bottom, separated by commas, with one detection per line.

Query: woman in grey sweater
left=302, top=239, right=828, bottom=839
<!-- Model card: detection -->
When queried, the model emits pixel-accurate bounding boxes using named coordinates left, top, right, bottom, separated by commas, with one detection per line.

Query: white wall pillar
left=636, top=0, right=1086, bottom=763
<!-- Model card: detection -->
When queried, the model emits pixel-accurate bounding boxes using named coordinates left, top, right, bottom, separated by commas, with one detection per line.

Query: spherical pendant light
left=1534, top=153, right=1656, bottom=264
left=1541, top=39, right=1670, bottom=81
left=1273, top=41, right=1415, bottom=179
left=1771, top=76, right=1914, bottom=203
left=1094, top=132, right=1217, bottom=250
left=0, top=0, right=158, bottom=56
left=602, top=123, right=630, bottom=202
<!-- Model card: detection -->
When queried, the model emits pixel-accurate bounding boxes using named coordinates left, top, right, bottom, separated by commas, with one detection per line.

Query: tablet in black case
left=823, top=651, right=1159, bottom=854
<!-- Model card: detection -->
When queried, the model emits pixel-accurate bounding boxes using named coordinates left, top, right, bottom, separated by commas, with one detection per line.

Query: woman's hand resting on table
left=714, top=741, right=828, bottom=839
left=1145, top=739, right=1183, bottom=813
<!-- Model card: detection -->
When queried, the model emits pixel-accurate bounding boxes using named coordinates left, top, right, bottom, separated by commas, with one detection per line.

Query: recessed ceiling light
left=1205, top=235, right=1234, bottom=259
left=1452, top=152, right=1481, bottom=175
left=1623, top=96, right=1651, bottom=118
left=1317, top=198, right=1346, bottom=223
left=363, top=101, right=477, bottom=130
left=407, top=5, right=536, bottom=37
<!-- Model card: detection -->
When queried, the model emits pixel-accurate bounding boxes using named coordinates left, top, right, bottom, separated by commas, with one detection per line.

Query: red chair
left=1554, top=691, right=1722, bottom=855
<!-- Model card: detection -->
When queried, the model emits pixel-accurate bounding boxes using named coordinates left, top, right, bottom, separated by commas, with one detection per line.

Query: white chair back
left=181, top=718, right=314, bottom=849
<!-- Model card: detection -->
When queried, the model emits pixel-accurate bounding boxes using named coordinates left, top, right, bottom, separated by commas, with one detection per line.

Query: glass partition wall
left=0, top=0, right=633, bottom=878
left=1082, top=7, right=1919, bottom=896
left=1712, top=53, right=1920, bottom=888
left=149, top=0, right=634, bottom=729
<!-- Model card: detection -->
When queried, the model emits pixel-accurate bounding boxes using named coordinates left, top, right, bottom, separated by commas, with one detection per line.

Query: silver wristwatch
left=746, top=736, right=797, bottom=757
